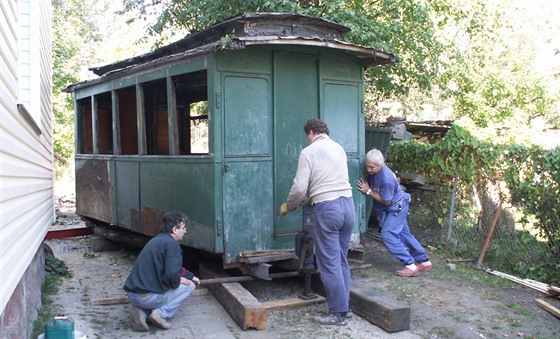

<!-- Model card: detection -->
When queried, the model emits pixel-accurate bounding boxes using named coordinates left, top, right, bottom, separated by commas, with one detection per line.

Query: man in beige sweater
left=280, top=118, right=354, bottom=326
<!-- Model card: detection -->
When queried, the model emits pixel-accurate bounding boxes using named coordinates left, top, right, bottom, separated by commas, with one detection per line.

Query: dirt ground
left=44, top=194, right=559, bottom=339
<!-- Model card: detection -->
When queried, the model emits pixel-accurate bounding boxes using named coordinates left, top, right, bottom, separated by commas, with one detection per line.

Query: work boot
left=312, top=313, right=347, bottom=326
left=129, top=305, right=149, bottom=332
left=148, top=310, right=171, bottom=329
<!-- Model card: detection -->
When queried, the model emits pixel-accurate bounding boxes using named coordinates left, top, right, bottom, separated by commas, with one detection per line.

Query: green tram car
left=65, top=13, right=397, bottom=277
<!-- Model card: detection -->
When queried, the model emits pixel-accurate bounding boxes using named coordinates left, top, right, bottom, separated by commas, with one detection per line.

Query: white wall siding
left=0, top=0, right=54, bottom=316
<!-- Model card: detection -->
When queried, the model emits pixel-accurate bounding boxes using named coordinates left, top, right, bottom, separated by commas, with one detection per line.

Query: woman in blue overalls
left=357, top=149, right=432, bottom=277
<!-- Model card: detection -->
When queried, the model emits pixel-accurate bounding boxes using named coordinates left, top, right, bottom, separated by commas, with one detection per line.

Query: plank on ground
left=199, top=262, right=267, bottom=330
left=88, top=289, right=208, bottom=305
left=535, top=298, right=560, bottom=319
left=90, top=296, right=129, bottom=305
left=261, top=296, right=325, bottom=311
left=312, top=276, right=410, bottom=332
left=349, top=286, right=410, bottom=332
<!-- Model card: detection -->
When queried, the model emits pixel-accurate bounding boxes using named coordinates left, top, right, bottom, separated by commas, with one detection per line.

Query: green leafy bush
left=389, top=124, right=559, bottom=285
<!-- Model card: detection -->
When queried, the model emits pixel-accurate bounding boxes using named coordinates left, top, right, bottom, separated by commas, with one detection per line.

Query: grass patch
left=352, top=265, right=382, bottom=279
left=31, top=255, right=71, bottom=339
left=509, top=319, right=522, bottom=327
left=495, top=302, right=531, bottom=319
left=432, top=326, right=454, bottom=338
left=506, top=302, right=531, bottom=316
left=443, top=310, right=467, bottom=322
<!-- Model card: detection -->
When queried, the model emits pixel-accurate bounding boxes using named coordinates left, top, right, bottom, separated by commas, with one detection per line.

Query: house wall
left=0, top=0, right=54, bottom=337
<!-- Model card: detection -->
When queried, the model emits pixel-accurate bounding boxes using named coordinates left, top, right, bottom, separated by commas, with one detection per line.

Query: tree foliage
left=52, top=0, right=89, bottom=161
left=121, top=0, right=442, bottom=105
left=53, top=0, right=111, bottom=162
left=52, top=0, right=156, bottom=167
left=435, top=1, right=558, bottom=129
left=120, top=0, right=558, bottom=131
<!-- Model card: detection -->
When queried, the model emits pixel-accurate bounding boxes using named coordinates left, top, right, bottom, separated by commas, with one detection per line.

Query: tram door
left=222, top=74, right=274, bottom=261
left=273, top=52, right=320, bottom=238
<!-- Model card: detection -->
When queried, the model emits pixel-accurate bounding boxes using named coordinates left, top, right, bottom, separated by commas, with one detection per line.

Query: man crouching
left=124, top=210, right=200, bottom=331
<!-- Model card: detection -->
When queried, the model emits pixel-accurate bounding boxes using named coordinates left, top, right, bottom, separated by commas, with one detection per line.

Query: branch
left=54, top=153, right=68, bottom=165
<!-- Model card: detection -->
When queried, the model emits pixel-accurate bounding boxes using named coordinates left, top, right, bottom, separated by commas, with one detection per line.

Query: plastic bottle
left=45, top=313, right=74, bottom=339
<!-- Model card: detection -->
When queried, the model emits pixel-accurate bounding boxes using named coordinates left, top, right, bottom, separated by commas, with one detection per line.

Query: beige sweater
left=286, top=134, right=353, bottom=210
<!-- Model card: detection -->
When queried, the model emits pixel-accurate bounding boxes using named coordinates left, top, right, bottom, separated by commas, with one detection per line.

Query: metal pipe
left=199, top=270, right=308, bottom=286
left=446, top=174, right=458, bottom=245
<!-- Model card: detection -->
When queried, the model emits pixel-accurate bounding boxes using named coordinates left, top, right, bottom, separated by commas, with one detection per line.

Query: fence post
left=446, top=174, right=458, bottom=245
left=475, top=199, right=503, bottom=269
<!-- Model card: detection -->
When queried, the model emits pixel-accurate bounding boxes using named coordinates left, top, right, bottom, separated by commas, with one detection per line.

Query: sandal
left=396, top=267, right=420, bottom=277
left=417, top=262, right=433, bottom=271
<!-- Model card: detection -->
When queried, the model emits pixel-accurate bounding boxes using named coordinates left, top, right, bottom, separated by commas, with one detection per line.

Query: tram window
left=117, top=86, right=138, bottom=155
left=175, top=70, right=209, bottom=155
left=143, top=79, right=169, bottom=155
left=189, top=101, right=209, bottom=154
left=76, top=97, right=93, bottom=154
left=96, top=92, right=113, bottom=154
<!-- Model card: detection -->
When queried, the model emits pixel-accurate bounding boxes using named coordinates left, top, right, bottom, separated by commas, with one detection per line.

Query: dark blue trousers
left=309, top=196, right=355, bottom=315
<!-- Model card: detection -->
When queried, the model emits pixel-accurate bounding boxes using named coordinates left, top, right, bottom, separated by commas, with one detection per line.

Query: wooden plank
left=548, top=286, right=560, bottom=296
left=89, top=288, right=209, bottom=306
left=261, top=296, right=325, bottom=311
left=45, top=227, right=94, bottom=240
left=349, top=286, right=410, bottom=332
left=535, top=298, right=560, bottom=319
left=191, top=287, right=209, bottom=297
left=398, top=172, right=426, bottom=186
left=239, top=251, right=297, bottom=264
left=90, top=296, right=129, bottom=305
left=93, top=225, right=151, bottom=249
left=312, top=276, right=410, bottom=332
left=199, top=262, right=267, bottom=330
left=486, top=269, right=551, bottom=294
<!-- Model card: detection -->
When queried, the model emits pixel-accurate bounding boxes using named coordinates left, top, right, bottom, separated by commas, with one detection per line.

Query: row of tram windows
left=76, top=70, right=209, bottom=156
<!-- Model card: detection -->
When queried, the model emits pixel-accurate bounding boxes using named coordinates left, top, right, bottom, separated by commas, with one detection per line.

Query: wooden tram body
left=65, top=13, right=397, bottom=275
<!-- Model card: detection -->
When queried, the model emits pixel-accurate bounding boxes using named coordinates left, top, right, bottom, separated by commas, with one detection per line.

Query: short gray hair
left=365, top=149, right=384, bottom=166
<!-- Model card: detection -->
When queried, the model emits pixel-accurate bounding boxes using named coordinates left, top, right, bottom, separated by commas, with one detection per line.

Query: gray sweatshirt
left=287, top=134, right=352, bottom=210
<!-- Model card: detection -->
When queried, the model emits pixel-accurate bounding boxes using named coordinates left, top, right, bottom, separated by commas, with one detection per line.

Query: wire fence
left=404, top=184, right=560, bottom=285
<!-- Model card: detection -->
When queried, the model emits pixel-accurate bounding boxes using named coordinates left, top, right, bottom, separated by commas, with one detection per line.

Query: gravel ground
left=43, top=194, right=559, bottom=339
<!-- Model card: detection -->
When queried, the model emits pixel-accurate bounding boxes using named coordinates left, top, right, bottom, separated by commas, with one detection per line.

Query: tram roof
left=64, top=12, right=398, bottom=93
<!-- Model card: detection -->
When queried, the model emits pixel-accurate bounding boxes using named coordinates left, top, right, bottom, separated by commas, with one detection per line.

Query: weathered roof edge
left=89, top=12, right=351, bottom=77
left=236, top=36, right=398, bottom=67
left=63, top=36, right=398, bottom=93
left=63, top=12, right=398, bottom=93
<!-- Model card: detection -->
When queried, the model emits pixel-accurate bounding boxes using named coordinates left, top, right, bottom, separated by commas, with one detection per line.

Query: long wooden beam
left=199, top=262, right=267, bottom=330
left=44, top=227, right=94, bottom=240
left=535, top=298, right=560, bottom=319
left=349, top=285, right=410, bottom=332
left=312, top=276, right=410, bottom=332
